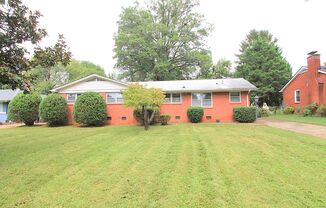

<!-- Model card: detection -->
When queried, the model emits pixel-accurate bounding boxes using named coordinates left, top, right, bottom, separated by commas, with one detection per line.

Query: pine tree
left=235, top=30, right=292, bottom=106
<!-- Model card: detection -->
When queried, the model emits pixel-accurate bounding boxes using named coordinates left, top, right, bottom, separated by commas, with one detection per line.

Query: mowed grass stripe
left=0, top=124, right=325, bottom=207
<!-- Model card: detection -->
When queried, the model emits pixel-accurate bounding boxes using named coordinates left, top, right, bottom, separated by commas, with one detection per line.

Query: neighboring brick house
left=281, top=52, right=326, bottom=109
left=0, top=89, right=21, bottom=123
left=51, top=74, right=257, bottom=125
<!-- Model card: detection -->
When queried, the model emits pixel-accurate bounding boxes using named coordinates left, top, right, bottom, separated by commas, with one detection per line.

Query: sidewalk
left=257, top=118, right=326, bottom=139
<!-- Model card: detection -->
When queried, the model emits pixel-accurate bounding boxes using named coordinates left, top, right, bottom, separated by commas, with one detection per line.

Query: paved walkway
left=258, top=118, right=326, bottom=139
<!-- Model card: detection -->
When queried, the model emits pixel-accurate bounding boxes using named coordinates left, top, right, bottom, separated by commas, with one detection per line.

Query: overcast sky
left=25, top=0, right=326, bottom=75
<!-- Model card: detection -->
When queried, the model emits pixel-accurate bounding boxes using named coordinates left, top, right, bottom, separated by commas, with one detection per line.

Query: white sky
left=24, top=0, right=326, bottom=75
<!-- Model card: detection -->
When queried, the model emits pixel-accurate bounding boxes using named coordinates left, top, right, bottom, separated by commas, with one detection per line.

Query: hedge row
left=233, top=106, right=257, bottom=123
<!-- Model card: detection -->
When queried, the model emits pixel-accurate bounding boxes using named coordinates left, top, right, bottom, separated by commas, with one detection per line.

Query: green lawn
left=0, top=124, right=325, bottom=207
left=268, top=114, right=326, bottom=126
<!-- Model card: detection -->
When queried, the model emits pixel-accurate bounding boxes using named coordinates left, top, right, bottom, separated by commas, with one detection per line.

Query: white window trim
left=229, top=91, right=241, bottom=103
left=294, top=90, right=300, bottom=103
left=164, top=93, right=182, bottom=104
left=106, top=92, right=124, bottom=104
left=191, top=92, right=213, bottom=108
left=67, top=93, right=78, bottom=104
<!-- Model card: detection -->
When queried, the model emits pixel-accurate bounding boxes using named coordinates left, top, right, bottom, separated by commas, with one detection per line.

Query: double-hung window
left=229, top=92, right=241, bottom=103
left=107, top=92, right=124, bottom=104
left=67, top=93, right=81, bottom=103
left=192, top=93, right=212, bottom=107
left=164, top=93, right=181, bottom=104
left=294, top=90, right=300, bottom=103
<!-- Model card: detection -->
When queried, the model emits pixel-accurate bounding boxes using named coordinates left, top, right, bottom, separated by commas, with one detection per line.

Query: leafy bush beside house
left=233, top=107, right=256, bottom=123
left=283, top=107, right=295, bottom=115
left=39, top=94, right=67, bottom=126
left=160, top=114, right=171, bottom=125
left=73, top=92, right=107, bottom=126
left=303, top=102, right=318, bottom=117
left=317, top=105, right=326, bottom=117
left=8, top=93, right=41, bottom=126
left=187, top=107, right=204, bottom=123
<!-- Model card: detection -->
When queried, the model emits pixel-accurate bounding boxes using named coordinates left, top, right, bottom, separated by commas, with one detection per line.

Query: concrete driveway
left=258, top=119, right=326, bottom=139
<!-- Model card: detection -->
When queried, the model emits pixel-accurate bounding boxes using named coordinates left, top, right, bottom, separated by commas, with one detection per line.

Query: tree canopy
left=0, top=0, right=46, bottom=90
left=235, top=30, right=292, bottom=106
left=28, top=35, right=72, bottom=94
left=66, top=60, right=106, bottom=82
left=114, top=0, right=212, bottom=81
left=198, top=59, right=233, bottom=79
left=123, top=83, right=165, bottom=130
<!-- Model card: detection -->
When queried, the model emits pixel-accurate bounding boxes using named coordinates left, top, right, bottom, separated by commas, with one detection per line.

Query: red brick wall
left=283, top=54, right=326, bottom=109
left=60, top=91, right=250, bottom=125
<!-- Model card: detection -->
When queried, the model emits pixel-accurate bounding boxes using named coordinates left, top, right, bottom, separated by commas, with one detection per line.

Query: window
left=67, top=93, right=81, bottom=103
left=121, top=116, right=127, bottom=120
left=294, top=90, right=300, bottom=103
left=175, top=116, right=181, bottom=120
left=107, top=92, right=124, bottom=103
left=0, top=102, right=7, bottom=113
left=164, top=93, right=181, bottom=103
left=192, top=93, right=212, bottom=107
left=229, top=92, right=241, bottom=103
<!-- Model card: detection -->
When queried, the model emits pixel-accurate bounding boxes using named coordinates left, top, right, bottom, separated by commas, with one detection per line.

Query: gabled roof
left=138, top=78, right=257, bottom=92
left=51, top=74, right=129, bottom=92
left=51, top=74, right=257, bottom=93
left=280, top=66, right=308, bottom=92
left=0, top=89, right=21, bottom=102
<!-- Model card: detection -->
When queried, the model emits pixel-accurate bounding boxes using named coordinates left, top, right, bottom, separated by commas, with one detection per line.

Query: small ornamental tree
left=39, top=94, right=67, bottom=126
left=73, top=92, right=107, bottom=126
left=123, top=83, right=165, bottom=130
left=8, top=92, right=41, bottom=126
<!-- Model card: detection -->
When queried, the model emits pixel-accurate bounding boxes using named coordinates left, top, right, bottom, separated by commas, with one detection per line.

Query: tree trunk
left=144, top=109, right=149, bottom=130
left=148, top=109, right=156, bottom=124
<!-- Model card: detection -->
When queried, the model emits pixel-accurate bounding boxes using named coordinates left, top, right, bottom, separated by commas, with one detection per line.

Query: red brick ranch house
left=51, top=74, right=257, bottom=125
left=281, top=52, right=326, bottom=108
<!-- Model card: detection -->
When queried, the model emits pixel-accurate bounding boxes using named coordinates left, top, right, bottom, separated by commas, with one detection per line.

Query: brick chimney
left=307, top=51, right=321, bottom=103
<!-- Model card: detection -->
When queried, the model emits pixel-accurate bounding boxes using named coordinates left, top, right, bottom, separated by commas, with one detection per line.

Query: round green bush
left=233, top=106, right=256, bottom=123
left=8, top=92, right=41, bottom=126
left=283, top=107, right=295, bottom=115
left=317, top=105, right=326, bottom=117
left=73, top=92, right=107, bottom=126
left=39, top=94, right=67, bottom=126
left=187, top=107, right=204, bottom=123
left=160, top=114, right=171, bottom=125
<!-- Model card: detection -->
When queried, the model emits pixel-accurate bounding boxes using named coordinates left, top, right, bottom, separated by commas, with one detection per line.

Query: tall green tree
left=66, top=60, right=106, bottom=81
left=114, top=0, right=212, bottom=81
left=0, top=0, right=46, bottom=90
left=199, top=59, right=233, bottom=79
left=29, top=34, right=72, bottom=94
left=235, top=30, right=292, bottom=106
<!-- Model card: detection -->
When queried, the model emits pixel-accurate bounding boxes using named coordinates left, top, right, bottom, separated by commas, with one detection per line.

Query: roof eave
left=51, top=74, right=129, bottom=92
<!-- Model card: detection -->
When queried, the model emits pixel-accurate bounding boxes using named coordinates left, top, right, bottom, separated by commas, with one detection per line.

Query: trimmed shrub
left=133, top=107, right=160, bottom=125
left=233, top=106, right=256, bottom=123
left=295, top=106, right=301, bottom=114
left=187, top=107, right=204, bottom=123
left=73, top=92, right=107, bottom=126
left=283, top=107, right=295, bottom=114
left=39, top=94, right=67, bottom=126
left=160, top=114, right=171, bottom=125
left=317, top=105, right=326, bottom=117
left=303, top=102, right=318, bottom=116
left=8, top=92, right=41, bottom=126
